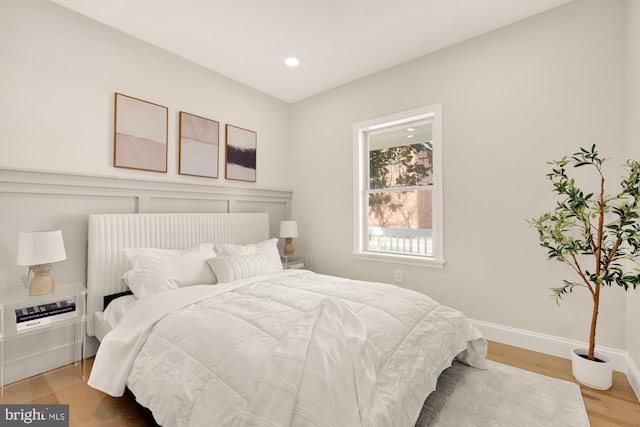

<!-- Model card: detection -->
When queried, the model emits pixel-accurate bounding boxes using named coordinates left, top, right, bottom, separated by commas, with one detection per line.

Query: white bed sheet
left=94, top=295, right=138, bottom=342
left=93, top=312, right=110, bottom=342
left=89, top=270, right=486, bottom=427
left=103, top=294, right=138, bottom=328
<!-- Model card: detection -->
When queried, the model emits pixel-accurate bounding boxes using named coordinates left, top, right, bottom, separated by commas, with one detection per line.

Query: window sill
left=352, top=252, right=446, bottom=269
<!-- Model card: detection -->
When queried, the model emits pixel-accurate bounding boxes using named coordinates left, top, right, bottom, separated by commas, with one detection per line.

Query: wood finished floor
left=1, top=341, right=639, bottom=426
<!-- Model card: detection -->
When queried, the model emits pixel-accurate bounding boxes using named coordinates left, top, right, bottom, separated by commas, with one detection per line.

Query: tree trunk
left=589, top=175, right=605, bottom=361
left=589, top=285, right=600, bottom=360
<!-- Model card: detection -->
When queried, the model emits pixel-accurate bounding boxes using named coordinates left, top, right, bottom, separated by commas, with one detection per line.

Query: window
left=353, top=104, right=444, bottom=267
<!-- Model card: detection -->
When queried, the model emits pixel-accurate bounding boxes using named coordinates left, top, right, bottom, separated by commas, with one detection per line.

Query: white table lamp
left=17, top=230, right=67, bottom=296
left=279, top=221, right=299, bottom=256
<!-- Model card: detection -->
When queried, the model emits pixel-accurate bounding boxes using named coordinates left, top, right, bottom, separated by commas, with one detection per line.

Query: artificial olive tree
left=530, top=145, right=640, bottom=360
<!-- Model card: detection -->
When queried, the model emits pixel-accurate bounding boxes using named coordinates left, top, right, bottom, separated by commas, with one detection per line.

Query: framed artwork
left=179, top=111, right=220, bottom=178
left=113, top=93, right=168, bottom=173
left=225, top=124, right=257, bottom=182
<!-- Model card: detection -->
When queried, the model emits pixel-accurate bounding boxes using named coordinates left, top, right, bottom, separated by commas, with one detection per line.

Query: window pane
left=369, top=142, right=433, bottom=189
left=367, top=189, right=432, bottom=256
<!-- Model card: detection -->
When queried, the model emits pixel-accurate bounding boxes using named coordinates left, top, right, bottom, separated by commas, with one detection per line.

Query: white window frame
left=352, top=104, right=445, bottom=268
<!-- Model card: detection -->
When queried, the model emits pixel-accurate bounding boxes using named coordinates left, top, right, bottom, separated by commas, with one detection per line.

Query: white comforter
left=89, top=270, right=486, bottom=427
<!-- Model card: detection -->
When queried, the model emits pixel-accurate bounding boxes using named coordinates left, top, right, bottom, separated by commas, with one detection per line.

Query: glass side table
left=0, top=282, right=86, bottom=396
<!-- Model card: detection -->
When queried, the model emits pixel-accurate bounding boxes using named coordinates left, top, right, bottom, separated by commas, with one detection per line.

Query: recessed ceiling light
left=284, top=57, right=300, bottom=67
left=406, top=128, right=415, bottom=132
left=407, top=134, right=415, bottom=138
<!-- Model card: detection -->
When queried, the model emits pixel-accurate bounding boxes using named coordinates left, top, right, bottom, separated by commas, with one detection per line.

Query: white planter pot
left=571, top=348, right=612, bottom=390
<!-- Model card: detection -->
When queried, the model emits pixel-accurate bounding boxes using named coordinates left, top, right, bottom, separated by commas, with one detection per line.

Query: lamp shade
left=16, top=230, right=67, bottom=266
left=279, top=221, right=299, bottom=238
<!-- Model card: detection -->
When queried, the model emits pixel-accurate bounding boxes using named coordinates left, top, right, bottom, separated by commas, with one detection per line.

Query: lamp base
left=284, top=238, right=295, bottom=256
left=28, top=264, right=55, bottom=296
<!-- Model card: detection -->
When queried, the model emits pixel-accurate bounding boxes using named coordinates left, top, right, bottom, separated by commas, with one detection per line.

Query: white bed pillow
left=121, top=270, right=178, bottom=300
left=215, top=238, right=282, bottom=272
left=123, top=244, right=217, bottom=299
left=206, top=254, right=272, bottom=283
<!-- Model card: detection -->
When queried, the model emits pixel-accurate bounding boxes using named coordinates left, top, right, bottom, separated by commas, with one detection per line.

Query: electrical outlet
left=394, top=269, right=403, bottom=283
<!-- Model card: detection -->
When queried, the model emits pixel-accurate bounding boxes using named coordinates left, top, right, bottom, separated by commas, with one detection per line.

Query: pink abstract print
left=114, top=93, right=168, bottom=173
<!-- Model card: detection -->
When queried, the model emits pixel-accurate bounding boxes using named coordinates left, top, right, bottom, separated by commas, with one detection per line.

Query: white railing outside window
left=368, top=227, right=433, bottom=256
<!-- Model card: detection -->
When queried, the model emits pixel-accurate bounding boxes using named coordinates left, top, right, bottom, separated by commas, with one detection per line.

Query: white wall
left=628, top=2, right=640, bottom=162
left=626, top=0, right=640, bottom=373
left=0, top=0, right=290, bottom=190
left=290, top=0, right=631, bottom=351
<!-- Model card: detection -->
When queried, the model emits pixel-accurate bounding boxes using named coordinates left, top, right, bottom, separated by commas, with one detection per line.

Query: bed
left=86, top=213, right=487, bottom=427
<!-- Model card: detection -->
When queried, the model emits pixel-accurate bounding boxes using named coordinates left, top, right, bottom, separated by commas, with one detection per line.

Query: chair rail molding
left=0, top=167, right=293, bottom=211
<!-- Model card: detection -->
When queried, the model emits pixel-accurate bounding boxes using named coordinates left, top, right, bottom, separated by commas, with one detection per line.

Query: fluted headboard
left=86, top=212, right=270, bottom=336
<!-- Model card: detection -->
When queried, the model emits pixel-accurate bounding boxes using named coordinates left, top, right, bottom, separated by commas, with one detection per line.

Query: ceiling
left=49, top=0, right=573, bottom=103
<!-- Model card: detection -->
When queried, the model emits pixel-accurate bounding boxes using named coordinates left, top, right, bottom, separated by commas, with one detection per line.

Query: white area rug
left=416, top=360, right=590, bottom=426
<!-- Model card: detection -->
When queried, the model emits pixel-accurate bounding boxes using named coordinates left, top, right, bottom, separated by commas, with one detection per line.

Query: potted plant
left=529, top=145, right=640, bottom=390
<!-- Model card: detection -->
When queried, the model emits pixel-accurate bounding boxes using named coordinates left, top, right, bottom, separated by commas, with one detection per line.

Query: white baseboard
left=623, top=352, right=640, bottom=402
left=472, top=319, right=640, bottom=401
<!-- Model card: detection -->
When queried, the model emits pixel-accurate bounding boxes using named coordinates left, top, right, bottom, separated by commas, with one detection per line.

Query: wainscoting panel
left=0, top=192, right=136, bottom=288
left=148, top=197, right=230, bottom=214
left=236, top=200, right=289, bottom=239
left=0, top=167, right=293, bottom=385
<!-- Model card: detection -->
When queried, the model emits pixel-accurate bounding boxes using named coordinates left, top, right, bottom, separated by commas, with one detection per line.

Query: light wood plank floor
left=1, top=341, right=639, bottom=426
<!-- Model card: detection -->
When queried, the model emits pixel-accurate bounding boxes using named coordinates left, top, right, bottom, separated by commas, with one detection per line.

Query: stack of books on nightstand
left=14, top=299, right=76, bottom=332
left=281, top=257, right=305, bottom=269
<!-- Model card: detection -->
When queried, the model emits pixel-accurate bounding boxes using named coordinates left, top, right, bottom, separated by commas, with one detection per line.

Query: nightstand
left=0, top=282, right=86, bottom=396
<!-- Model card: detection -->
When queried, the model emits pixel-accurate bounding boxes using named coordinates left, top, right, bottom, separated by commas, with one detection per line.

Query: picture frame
left=179, top=111, right=220, bottom=178
left=225, top=124, right=257, bottom=182
left=113, top=93, right=168, bottom=173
